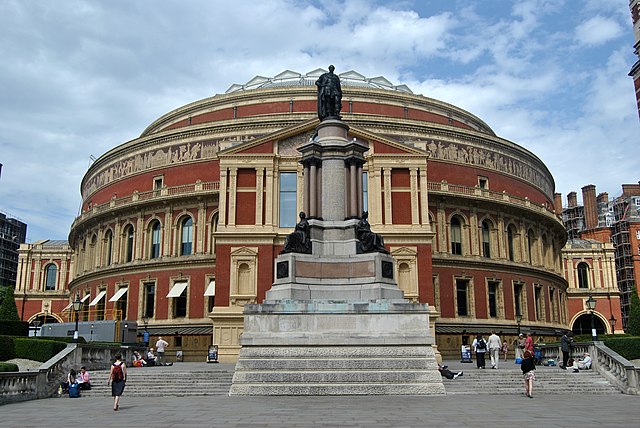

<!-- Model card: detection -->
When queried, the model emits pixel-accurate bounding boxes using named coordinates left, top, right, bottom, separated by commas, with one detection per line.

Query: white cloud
left=575, top=16, right=623, bottom=46
left=0, top=0, right=637, bottom=239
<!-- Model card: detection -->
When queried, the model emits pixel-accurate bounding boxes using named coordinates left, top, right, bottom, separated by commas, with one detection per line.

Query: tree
left=627, top=287, right=640, bottom=336
left=0, top=286, right=20, bottom=321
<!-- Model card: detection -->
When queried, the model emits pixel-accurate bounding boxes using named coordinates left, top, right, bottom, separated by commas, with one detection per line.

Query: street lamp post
left=515, top=313, right=522, bottom=336
left=609, top=315, right=617, bottom=335
left=142, top=316, right=149, bottom=348
left=72, top=295, right=83, bottom=343
left=585, top=294, right=597, bottom=341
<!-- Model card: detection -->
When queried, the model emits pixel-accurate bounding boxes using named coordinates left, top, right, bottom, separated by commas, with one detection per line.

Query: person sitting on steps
left=438, top=364, right=463, bottom=380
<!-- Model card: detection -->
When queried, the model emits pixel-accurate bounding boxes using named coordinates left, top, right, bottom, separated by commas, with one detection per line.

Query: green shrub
left=0, top=320, right=29, bottom=336
left=627, top=288, right=640, bottom=336
left=0, top=287, right=20, bottom=321
left=13, top=338, right=66, bottom=362
left=41, top=336, right=86, bottom=344
left=603, top=336, right=640, bottom=361
left=0, top=362, right=19, bottom=372
left=0, top=335, right=16, bottom=360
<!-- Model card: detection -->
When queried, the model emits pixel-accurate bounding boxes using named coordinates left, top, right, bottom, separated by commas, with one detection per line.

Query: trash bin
left=207, top=345, right=219, bottom=363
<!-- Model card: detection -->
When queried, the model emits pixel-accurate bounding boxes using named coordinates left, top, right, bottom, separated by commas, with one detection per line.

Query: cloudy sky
left=0, top=0, right=638, bottom=242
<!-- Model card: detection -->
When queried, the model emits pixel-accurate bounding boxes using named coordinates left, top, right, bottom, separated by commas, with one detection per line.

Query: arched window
left=150, top=221, right=161, bottom=259
left=481, top=220, right=491, bottom=258
left=507, top=225, right=515, bottom=262
left=105, top=230, right=113, bottom=266
left=44, top=264, right=57, bottom=291
left=180, top=217, right=193, bottom=255
left=211, top=213, right=219, bottom=255
left=89, top=235, right=97, bottom=269
left=124, top=225, right=134, bottom=262
left=577, top=262, right=589, bottom=288
left=527, top=229, right=535, bottom=264
left=451, top=217, right=462, bottom=255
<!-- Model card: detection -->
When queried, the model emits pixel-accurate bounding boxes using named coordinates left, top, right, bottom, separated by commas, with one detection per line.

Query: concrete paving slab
left=1, top=392, right=639, bottom=427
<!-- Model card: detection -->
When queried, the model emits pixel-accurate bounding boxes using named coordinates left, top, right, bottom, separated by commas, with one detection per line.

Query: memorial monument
left=229, top=66, right=445, bottom=395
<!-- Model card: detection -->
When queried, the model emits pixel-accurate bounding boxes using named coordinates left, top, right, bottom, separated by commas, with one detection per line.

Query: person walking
left=514, top=333, right=525, bottom=360
left=521, top=349, right=536, bottom=398
left=155, top=336, right=169, bottom=366
left=487, top=330, right=502, bottom=369
left=560, top=331, right=574, bottom=369
left=524, top=332, right=534, bottom=353
left=501, top=340, right=509, bottom=362
left=472, top=334, right=487, bottom=369
left=107, top=354, right=126, bottom=411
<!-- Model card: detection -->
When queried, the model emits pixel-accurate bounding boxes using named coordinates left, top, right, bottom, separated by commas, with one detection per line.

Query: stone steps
left=76, top=366, right=233, bottom=398
left=64, top=361, right=621, bottom=397
left=230, top=345, right=445, bottom=396
left=440, top=364, right=620, bottom=395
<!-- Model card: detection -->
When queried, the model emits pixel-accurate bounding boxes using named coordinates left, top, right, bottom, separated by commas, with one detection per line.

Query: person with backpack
left=67, top=369, right=80, bottom=398
left=472, top=334, right=487, bottom=369
left=107, top=354, right=127, bottom=411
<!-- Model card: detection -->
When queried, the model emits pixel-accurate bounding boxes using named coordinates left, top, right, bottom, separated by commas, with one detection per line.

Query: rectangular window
left=362, top=172, right=368, bottom=212
left=279, top=172, right=297, bottom=227
left=154, top=177, right=163, bottom=190
left=96, top=290, right=106, bottom=321
left=514, top=282, right=524, bottom=317
left=535, top=286, right=542, bottom=321
left=488, top=281, right=498, bottom=317
left=456, top=279, right=468, bottom=316
left=144, top=282, right=155, bottom=318
left=117, top=294, right=127, bottom=319
left=478, top=176, right=488, bottom=189
left=175, top=336, right=182, bottom=347
left=174, top=287, right=187, bottom=318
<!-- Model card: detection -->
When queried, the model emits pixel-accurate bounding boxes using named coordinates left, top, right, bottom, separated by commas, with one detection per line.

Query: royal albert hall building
left=60, top=69, right=569, bottom=361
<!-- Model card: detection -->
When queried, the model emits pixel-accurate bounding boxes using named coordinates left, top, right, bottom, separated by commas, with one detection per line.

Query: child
left=501, top=340, right=508, bottom=361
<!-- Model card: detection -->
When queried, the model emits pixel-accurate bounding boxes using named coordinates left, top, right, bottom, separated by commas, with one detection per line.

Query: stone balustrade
left=540, top=341, right=639, bottom=395
left=0, top=343, right=142, bottom=405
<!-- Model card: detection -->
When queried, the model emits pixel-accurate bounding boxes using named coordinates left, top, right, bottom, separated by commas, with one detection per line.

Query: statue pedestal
left=229, top=300, right=445, bottom=395
left=229, top=117, right=443, bottom=395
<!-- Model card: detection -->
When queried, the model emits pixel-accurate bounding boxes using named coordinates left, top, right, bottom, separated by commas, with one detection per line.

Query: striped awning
left=88, top=290, right=106, bottom=306
left=140, top=325, right=213, bottom=336
left=204, top=280, right=216, bottom=296
left=167, top=281, right=188, bottom=298
left=108, top=287, right=128, bottom=302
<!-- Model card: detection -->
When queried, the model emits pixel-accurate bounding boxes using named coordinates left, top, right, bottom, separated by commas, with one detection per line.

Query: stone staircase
left=70, top=360, right=621, bottom=397
left=440, top=361, right=621, bottom=395
left=76, top=363, right=234, bottom=397
left=229, top=345, right=446, bottom=395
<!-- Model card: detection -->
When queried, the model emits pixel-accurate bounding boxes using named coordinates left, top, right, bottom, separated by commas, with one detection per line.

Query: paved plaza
left=2, top=391, right=639, bottom=427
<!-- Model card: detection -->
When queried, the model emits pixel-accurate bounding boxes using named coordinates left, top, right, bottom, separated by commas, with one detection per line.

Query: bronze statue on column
left=315, top=65, right=342, bottom=121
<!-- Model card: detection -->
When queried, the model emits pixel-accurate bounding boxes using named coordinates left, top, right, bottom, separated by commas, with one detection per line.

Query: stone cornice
left=141, top=85, right=494, bottom=137
left=68, top=254, right=215, bottom=289
left=432, top=255, right=567, bottom=286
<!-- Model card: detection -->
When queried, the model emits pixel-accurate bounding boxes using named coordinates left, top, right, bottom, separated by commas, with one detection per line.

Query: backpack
left=477, top=339, right=486, bottom=350
left=112, top=363, right=124, bottom=381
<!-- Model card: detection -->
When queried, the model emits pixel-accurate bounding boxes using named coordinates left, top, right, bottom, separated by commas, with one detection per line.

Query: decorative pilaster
left=410, top=168, right=419, bottom=225
left=383, top=167, right=392, bottom=224
left=228, top=168, right=238, bottom=226
left=219, top=169, right=228, bottom=226
left=255, top=168, right=264, bottom=226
